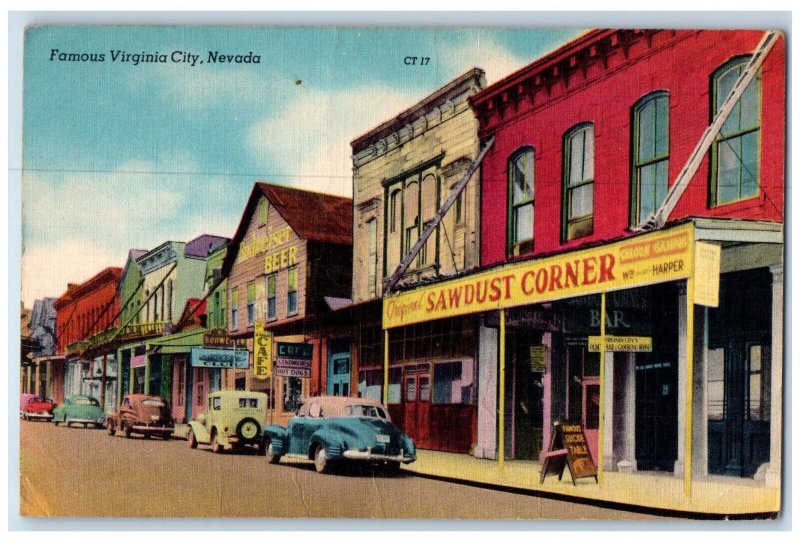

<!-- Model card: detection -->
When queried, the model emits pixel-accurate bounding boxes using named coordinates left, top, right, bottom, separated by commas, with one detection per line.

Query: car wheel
left=256, top=437, right=267, bottom=457
left=211, top=431, right=223, bottom=454
left=266, top=441, right=281, bottom=464
left=22, top=412, right=27, bottom=421
left=65, top=417, right=71, bottom=428
left=187, top=428, right=198, bottom=449
left=107, top=420, right=116, bottom=436
left=143, top=433, right=151, bottom=439
left=123, top=421, right=132, bottom=438
left=385, top=461, right=401, bottom=473
left=314, top=444, right=330, bottom=474
left=53, top=417, right=59, bottom=426
left=236, top=418, right=261, bottom=442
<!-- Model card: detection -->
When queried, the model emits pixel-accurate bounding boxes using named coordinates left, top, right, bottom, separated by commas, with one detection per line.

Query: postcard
left=17, top=19, right=786, bottom=521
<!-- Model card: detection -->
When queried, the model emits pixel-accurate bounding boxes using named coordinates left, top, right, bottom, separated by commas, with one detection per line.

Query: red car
left=21, top=394, right=56, bottom=421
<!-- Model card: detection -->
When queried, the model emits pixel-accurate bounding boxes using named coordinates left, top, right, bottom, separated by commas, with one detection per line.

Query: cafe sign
left=383, top=223, right=694, bottom=329
left=275, top=341, right=313, bottom=378
left=252, top=322, right=273, bottom=380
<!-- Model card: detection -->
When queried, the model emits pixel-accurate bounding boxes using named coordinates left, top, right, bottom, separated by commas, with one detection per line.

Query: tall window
left=167, top=279, right=173, bottom=321
left=711, top=57, right=761, bottom=206
left=266, top=274, right=277, bottom=319
left=258, top=198, right=268, bottom=227
left=230, top=287, right=238, bottom=329
left=507, top=147, right=535, bottom=256
left=366, top=219, right=377, bottom=298
left=287, top=266, right=298, bottom=315
left=632, top=92, right=670, bottom=225
left=385, top=169, right=440, bottom=276
left=562, top=123, right=594, bottom=242
left=246, top=281, right=256, bottom=325
left=153, top=290, right=159, bottom=321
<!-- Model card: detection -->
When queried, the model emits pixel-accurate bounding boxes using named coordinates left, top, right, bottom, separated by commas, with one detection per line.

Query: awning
left=146, top=328, right=206, bottom=354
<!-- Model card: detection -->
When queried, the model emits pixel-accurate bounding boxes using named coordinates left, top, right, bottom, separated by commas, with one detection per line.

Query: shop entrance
left=504, top=331, right=544, bottom=460
left=708, top=268, right=772, bottom=478
left=327, top=338, right=351, bottom=396
left=565, top=342, right=600, bottom=463
left=403, top=366, right=430, bottom=448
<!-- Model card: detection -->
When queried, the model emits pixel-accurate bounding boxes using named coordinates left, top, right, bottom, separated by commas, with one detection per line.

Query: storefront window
left=748, top=344, right=770, bottom=421
left=358, top=368, right=382, bottom=401
left=433, top=360, right=475, bottom=404
left=388, top=367, right=402, bottom=404
left=283, top=377, right=302, bottom=412
left=707, top=348, right=725, bottom=420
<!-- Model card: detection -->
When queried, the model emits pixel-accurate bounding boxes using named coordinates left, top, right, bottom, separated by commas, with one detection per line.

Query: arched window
left=711, top=56, right=761, bottom=206
left=562, top=123, right=594, bottom=242
left=631, top=91, right=670, bottom=225
left=420, top=174, right=438, bottom=265
left=507, top=147, right=535, bottom=256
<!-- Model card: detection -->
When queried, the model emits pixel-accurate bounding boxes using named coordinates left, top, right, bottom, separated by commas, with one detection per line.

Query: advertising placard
left=190, top=346, right=248, bottom=368
left=252, top=322, right=272, bottom=380
left=587, top=335, right=653, bottom=352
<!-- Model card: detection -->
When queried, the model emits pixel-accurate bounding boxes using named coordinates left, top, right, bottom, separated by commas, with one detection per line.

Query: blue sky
left=21, top=25, right=584, bottom=305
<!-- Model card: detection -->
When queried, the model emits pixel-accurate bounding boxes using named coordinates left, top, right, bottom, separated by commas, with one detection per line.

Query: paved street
left=20, top=419, right=658, bottom=519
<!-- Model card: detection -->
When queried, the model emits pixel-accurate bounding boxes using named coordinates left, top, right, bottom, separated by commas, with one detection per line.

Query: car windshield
left=344, top=405, right=387, bottom=419
left=75, top=398, right=99, bottom=406
left=142, top=398, right=166, bottom=407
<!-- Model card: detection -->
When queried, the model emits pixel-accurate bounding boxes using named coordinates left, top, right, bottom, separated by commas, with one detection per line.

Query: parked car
left=21, top=394, right=56, bottom=421
left=187, top=390, right=268, bottom=454
left=106, top=394, right=173, bottom=439
left=262, top=396, right=416, bottom=473
left=53, top=395, right=105, bottom=428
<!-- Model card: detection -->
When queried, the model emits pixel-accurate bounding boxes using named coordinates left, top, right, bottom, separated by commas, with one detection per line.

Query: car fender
left=188, top=420, right=211, bottom=444
left=263, top=424, right=288, bottom=454
left=399, top=434, right=417, bottom=460
left=308, top=428, right=347, bottom=460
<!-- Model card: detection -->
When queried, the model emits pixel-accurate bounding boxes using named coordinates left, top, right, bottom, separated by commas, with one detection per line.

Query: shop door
left=507, top=332, right=544, bottom=460
left=581, top=377, right=600, bottom=464
left=708, top=341, right=770, bottom=477
left=327, top=339, right=351, bottom=397
left=403, top=372, right=430, bottom=448
left=635, top=361, right=677, bottom=471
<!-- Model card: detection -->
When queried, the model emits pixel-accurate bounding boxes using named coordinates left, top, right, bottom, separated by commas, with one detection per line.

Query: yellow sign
left=588, top=335, right=653, bottom=352
left=694, top=241, right=721, bottom=308
left=239, top=226, right=292, bottom=261
left=530, top=346, right=547, bottom=372
left=383, top=223, right=695, bottom=329
left=252, top=321, right=272, bottom=379
left=264, top=245, right=297, bottom=274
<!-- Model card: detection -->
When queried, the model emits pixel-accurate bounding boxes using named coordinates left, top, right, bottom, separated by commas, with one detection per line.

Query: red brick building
left=468, top=29, right=784, bottom=485
left=53, top=267, right=123, bottom=401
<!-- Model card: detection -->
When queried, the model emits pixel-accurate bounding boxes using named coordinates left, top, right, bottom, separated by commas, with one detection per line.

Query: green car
left=53, top=395, right=106, bottom=428
left=262, top=396, right=416, bottom=474
left=187, top=390, right=268, bottom=454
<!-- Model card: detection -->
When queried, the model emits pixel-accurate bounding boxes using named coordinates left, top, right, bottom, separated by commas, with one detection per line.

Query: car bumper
left=342, top=450, right=415, bottom=464
left=131, top=425, right=173, bottom=433
left=68, top=418, right=104, bottom=424
left=24, top=412, right=53, bottom=419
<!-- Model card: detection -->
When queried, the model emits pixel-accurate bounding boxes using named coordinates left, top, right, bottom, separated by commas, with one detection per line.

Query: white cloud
left=439, top=38, right=528, bottom=84
left=247, top=84, right=419, bottom=196
left=21, top=236, right=122, bottom=304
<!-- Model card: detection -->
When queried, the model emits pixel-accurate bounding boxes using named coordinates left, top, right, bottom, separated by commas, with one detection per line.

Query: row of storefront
left=30, top=28, right=784, bottom=496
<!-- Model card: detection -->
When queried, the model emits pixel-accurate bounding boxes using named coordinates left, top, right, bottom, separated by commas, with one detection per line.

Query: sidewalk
left=403, top=450, right=780, bottom=517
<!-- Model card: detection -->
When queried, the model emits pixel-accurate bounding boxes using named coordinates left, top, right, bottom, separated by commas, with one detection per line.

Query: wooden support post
left=598, top=291, right=607, bottom=484
left=498, top=308, right=506, bottom=473
left=101, top=353, right=108, bottom=410
left=685, top=276, right=695, bottom=498
left=383, top=329, right=390, bottom=405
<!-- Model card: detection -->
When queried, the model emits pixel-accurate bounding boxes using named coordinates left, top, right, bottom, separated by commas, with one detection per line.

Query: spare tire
left=236, top=417, right=261, bottom=442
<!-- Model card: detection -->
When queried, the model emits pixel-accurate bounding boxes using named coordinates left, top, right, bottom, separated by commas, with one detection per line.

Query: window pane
left=638, top=163, right=656, bottom=222
left=570, top=184, right=593, bottom=219
left=569, top=131, right=584, bottom=186
left=419, top=376, right=430, bottom=401
left=421, top=174, right=437, bottom=221
left=655, top=160, right=669, bottom=209
left=740, top=75, right=760, bottom=131
left=511, top=151, right=534, bottom=203
left=514, top=203, right=533, bottom=244
left=749, top=374, right=761, bottom=420
left=655, top=96, right=669, bottom=157
left=717, top=139, right=740, bottom=204
left=406, top=378, right=416, bottom=401
left=287, top=267, right=297, bottom=290
left=267, top=275, right=276, bottom=296
left=741, top=131, right=759, bottom=198
left=404, top=180, right=419, bottom=224
left=583, top=127, right=594, bottom=181
left=638, top=100, right=655, bottom=162
left=708, top=348, right=724, bottom=420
